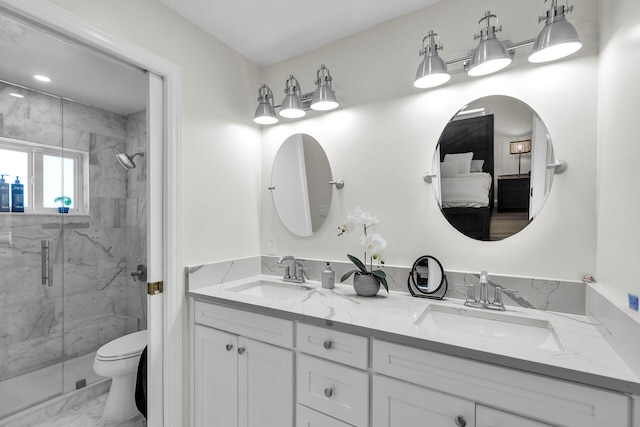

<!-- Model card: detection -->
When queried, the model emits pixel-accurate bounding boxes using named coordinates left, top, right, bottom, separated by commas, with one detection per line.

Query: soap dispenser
left=322, top=262, right=335, bottom=289
left=0, top=175, right=9, bottom=212
left=11, top=176, right=24, bottom=212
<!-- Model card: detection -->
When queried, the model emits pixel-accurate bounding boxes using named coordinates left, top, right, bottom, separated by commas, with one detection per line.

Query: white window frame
left=0, top=136, right=89, bottom=214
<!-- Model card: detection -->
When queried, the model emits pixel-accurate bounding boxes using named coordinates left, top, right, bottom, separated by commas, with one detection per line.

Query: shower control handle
left=131, top=264, right=147, bottom=282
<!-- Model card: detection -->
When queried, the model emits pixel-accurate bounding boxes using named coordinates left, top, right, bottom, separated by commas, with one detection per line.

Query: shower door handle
left=41, top=240, right=53, bottom=287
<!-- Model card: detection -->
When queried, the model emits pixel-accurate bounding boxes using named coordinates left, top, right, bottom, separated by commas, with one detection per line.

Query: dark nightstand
left=497, top=174, right=530, bottom=213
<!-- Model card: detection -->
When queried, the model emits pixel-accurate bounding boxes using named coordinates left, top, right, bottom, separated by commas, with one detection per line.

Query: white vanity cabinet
left=193, top=301, right=294, bottom=427
left=296, top=323, right=370, bottom=426
left=372, top=340, right=630, bottom=427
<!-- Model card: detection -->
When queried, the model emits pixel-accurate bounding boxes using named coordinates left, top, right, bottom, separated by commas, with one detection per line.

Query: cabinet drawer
left=194, top=301, right=293, bottom=347
left=297, top=323, right=368, bottom=369
left=477, top=405, right=554, bottom=427
left=373, top=340, right=629, bottom=427
left=372, top=374, right=475, bottom=427
left=297, top=354, right=369, bottom=426
left=296, top=404, right=353, bottom=427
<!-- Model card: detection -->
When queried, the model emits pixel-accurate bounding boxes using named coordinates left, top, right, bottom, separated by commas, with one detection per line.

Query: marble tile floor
left=29, top=394, right=146, bottom=427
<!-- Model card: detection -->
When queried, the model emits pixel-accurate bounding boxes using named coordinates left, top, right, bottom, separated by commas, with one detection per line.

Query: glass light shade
left=467, top=38, right=512, bottom=77
left=310, top=85, right=339, bottom=111
left=414, top=54, right=450, bottom=88
left=528, top=18, right=582, bottom=63
left=279, top=93, right=306, bottom=118
left=253, top=102, right=279, bottom=124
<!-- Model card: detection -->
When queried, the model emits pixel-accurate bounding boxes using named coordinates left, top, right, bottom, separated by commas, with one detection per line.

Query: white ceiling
left=0, top=13, right=147, bottom=116
left=159, top=0, right=443, bottom=66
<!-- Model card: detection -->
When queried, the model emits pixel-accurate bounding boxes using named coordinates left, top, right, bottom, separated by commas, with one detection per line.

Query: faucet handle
left=493, top=286, right=518, bottom=308
left=453, top=283, right=476, bottom=304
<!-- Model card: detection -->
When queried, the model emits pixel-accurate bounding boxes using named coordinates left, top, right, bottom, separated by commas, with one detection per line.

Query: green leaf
left=340, top=269, right=359, bottom=282
left=370, top=270, right=389, bottom=293
left=346, top=254, right=368, bottom=273
left=370, top=270, right=386, bottom=279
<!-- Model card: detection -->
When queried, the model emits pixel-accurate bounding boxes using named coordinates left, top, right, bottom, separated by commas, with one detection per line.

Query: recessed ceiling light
left=33, top=74, right=51, bottom=82
left=9, top=93, right=24, bottom=98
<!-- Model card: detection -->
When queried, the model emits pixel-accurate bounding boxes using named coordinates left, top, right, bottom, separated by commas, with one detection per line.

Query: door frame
left=0, top=1, right=183, bottom=425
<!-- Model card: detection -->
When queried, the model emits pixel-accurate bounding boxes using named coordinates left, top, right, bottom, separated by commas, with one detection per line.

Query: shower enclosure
left=0, top=76, right=148, bottom=419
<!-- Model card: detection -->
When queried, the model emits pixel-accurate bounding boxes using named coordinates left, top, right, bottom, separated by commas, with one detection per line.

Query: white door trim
left=0, top=1, right=184, bottom=426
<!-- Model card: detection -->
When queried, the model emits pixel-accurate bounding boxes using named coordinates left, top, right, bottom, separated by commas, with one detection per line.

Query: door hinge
left=147, top=281, right=164, bottom=295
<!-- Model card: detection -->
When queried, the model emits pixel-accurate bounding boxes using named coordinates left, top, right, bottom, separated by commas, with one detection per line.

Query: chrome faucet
left=277, top=255, right=307, bottom=283
left=459, top=270, right=517, bottom=311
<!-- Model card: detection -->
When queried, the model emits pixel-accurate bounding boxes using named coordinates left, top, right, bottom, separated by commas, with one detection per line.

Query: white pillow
left=444, top=152, right=473, bottom=174
left=470, top=159, right=485, bottom=173
left=440, top=162, right=458, bottom=178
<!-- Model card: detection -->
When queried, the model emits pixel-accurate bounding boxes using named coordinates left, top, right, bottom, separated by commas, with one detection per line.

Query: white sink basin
left=416, top=305, right=563, bottom=352
left=227, top=280, right=312, bottom=300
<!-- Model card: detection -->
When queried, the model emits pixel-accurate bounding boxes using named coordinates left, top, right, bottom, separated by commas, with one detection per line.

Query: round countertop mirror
left=271, top=133, right=333, bottom=237
left=410, top=255, right=445, bottom=294
left=432, top=95, right=556, bottom=241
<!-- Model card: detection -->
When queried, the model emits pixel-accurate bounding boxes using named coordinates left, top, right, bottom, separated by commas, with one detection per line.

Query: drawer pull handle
left=454, top=415, right=467, bottom=427
left=237, top=347, right=245, bottom=355
left=225, top=344, right=233, bottom=351
left=323, top=340, right=333, bottom=350
left=324, top=388, right=333, bottom=398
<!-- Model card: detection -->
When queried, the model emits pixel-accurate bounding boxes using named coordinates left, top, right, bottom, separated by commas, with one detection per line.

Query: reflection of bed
left=439, top=115, right=494, bottom=240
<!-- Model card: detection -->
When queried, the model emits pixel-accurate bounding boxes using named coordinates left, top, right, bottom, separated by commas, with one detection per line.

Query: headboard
left=438, top=114, right=494, bottom=176
left=439, top=114, right=494, bottom=211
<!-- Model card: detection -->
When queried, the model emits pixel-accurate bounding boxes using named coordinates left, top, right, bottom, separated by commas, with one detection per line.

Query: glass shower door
left=0, top=82, right=65, bottom=418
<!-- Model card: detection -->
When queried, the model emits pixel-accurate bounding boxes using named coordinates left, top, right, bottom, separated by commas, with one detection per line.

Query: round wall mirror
left=271, top=133, right=333, bottom=237
left=432, top=95, right=555, bottom=241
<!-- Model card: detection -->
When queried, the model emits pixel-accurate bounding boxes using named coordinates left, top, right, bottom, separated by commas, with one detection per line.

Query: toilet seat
left=96, top=330, right=147, bottom=361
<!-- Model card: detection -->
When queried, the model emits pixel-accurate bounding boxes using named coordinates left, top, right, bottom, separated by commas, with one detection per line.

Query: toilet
left=93, top=330, right=147, bottom=422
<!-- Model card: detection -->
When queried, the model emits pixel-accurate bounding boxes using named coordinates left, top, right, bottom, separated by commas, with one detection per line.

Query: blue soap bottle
left=11, top=176, right=24, bottom=212
left=0, top=174, right=9, bottom=212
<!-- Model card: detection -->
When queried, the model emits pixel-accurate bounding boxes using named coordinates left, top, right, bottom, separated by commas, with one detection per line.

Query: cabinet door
left=194, top=325, right=238, bottom=427
left=477, top=405, right=555, bottom=427
left=372, top=375, right=475, bottom=427
left=238, top=336, right=294, bottom=427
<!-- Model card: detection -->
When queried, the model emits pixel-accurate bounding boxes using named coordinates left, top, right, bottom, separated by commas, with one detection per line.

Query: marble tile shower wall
left=0, top=83, right=146, bottom=381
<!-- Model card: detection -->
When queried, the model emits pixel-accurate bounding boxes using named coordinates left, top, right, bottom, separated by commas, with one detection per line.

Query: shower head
left=116, top=151, right=144, bottom=169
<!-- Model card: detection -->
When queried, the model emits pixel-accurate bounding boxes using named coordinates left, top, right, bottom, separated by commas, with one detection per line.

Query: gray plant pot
left=353, top=273, right=380, bottom=297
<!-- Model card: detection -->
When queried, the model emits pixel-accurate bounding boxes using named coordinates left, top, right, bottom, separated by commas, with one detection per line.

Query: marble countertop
left=188, top=274, right=640, bottom=395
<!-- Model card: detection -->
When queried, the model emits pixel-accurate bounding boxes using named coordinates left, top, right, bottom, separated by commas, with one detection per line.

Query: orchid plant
left=338, top=207, right=389, bottom=292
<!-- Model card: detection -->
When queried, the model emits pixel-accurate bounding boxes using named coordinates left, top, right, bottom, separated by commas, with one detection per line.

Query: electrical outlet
left=267, top=236, right=278, bottom=255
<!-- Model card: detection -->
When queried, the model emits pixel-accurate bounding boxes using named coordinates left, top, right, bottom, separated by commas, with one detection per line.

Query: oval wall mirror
left=271, top=133, right=333, bottom=237
left=432, top=95, right=556, bottom=241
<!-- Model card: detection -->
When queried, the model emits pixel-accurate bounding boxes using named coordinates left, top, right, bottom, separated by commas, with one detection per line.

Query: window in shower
left=0, top=137, right=88, bottom=213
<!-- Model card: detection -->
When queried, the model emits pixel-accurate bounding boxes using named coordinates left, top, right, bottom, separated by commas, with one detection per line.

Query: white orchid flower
left=361, top=232, right=387, bottom=258
left=347, top=207, right=378, bottom=225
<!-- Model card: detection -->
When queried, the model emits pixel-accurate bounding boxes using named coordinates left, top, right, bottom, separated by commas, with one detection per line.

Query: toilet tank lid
left=97, top=330, right=147, bottom=359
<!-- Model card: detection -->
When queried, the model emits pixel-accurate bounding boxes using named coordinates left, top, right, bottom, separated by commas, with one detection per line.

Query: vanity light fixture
left=413, top=1, right=581, bottom=89
left=253, top=84, right=279, bottom=125
left=279, top=75, right=306, bottom=118
left=311, top=65, right=339, bottom=111
left=528, top=0, right=582, bottom=63
left=465, top=12, right=513, bottom=77
left=414, top=30, right=450, bottom=88
left=253, top=64, right=339, bottom=125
